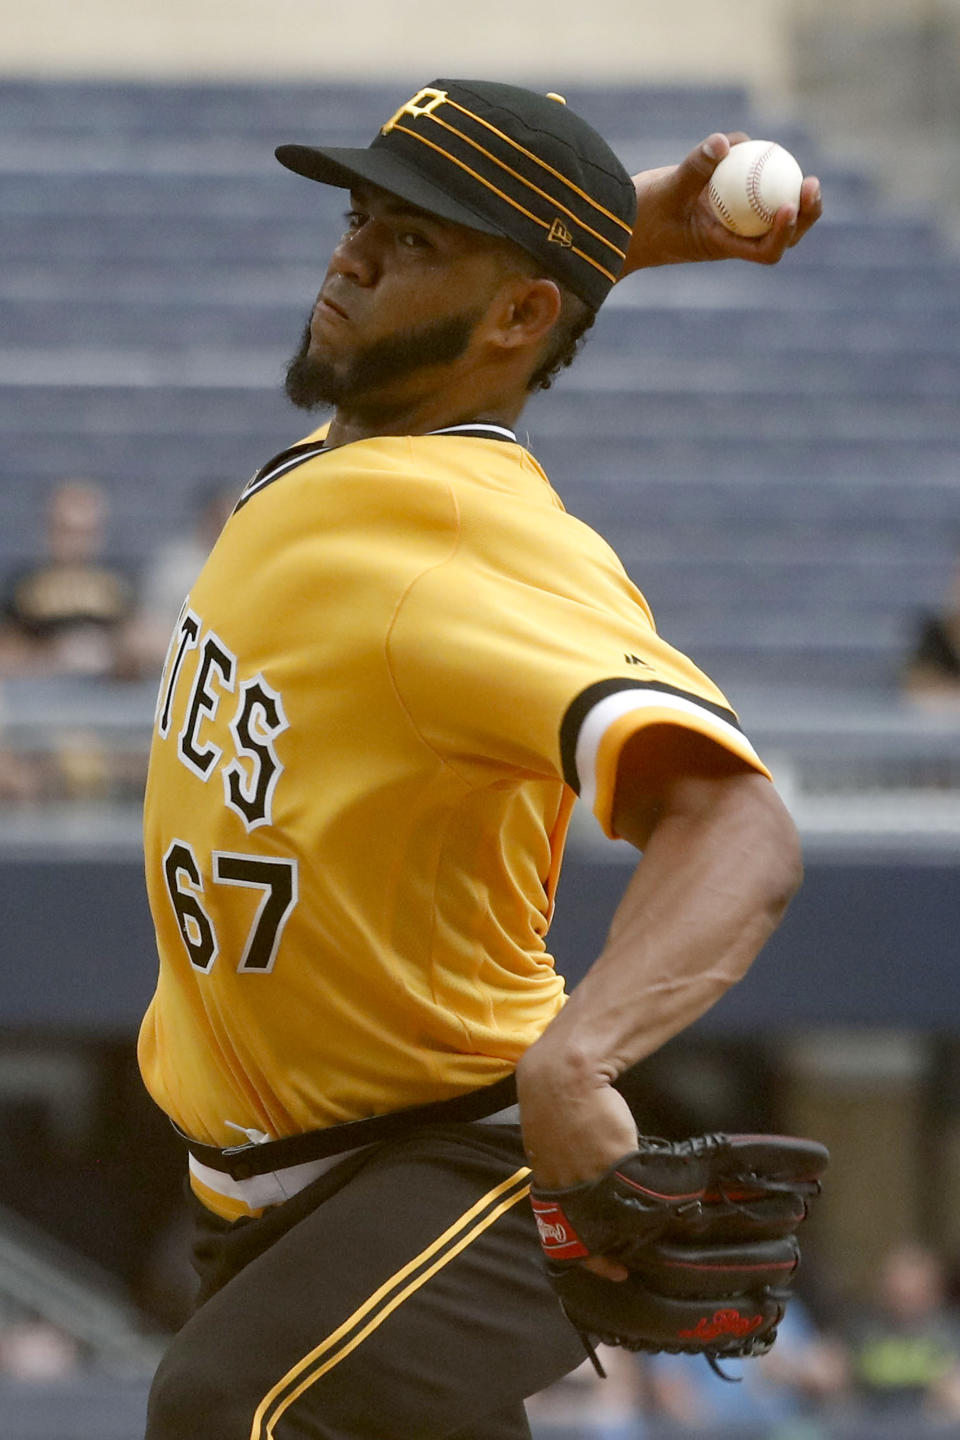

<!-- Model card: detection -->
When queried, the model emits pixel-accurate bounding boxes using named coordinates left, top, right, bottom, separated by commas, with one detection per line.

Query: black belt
left=178, top=1072, right=519, bottom=1182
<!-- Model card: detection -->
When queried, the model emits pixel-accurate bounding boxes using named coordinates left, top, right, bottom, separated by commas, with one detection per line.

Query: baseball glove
left=530, top=1132, right=828, bottom=1367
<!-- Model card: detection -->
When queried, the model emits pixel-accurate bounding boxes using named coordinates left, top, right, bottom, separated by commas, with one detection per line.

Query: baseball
left=707, top=139, right=803, bottom=237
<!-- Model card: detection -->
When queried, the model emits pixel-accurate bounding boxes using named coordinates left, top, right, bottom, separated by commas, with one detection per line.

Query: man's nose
left=330, top=224, right=381, bottom=285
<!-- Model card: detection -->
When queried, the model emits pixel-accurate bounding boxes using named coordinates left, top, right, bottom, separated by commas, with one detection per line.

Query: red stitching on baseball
left=747, top=143, right=777, bottom=223
left=708, top=182, right=735, bottom=229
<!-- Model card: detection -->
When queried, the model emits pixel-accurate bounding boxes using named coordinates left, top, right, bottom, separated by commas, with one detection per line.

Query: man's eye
left=399, top=231, right=430, bottom=249
left=343, top=210, right=365, bottom=231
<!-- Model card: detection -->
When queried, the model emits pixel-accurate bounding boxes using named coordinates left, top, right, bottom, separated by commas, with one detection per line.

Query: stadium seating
left=2, top=78, right=959, bottom=694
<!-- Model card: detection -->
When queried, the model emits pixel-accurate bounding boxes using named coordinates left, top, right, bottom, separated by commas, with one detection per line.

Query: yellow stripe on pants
left=249, top=1165, right=532, bottom=1440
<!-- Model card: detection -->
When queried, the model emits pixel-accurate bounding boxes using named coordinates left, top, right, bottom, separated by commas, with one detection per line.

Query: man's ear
left=493, top=277, right=563, bottom=351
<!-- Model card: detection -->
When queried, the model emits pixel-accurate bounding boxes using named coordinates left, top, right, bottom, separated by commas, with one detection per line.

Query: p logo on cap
left=381, top=88, right=449, bottom=136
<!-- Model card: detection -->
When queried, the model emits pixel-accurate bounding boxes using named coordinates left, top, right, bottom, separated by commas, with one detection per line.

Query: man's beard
left=284, top=307, right=482, bottom=413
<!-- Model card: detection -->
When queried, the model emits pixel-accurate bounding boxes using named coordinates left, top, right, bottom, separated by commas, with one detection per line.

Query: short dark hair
left=526, top=287, right=595, bottom=392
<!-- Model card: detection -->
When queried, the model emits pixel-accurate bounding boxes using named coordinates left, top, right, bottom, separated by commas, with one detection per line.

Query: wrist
left=620, top=166, right=672, bottom=278
left=516, top=1044, right=639, bottom=1187
left=516, top=1031, right=616, bottom=1103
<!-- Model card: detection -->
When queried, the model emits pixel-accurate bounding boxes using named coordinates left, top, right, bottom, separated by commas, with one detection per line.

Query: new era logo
left=548, top=218, right=573, bottom=248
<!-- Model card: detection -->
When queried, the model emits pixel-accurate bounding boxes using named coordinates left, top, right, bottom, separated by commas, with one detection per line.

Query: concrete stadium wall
left=9, top=0, right=960, bottom=224
left=2, top=0, right=799, bottom=94
left=6, top=0, right=954, bottom=92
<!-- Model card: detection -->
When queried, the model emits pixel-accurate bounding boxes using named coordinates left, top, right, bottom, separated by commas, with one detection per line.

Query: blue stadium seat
left=1, top=79, right=958, bottom=692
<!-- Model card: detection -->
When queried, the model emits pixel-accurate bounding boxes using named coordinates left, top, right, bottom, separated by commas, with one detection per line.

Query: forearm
left=516, top=772, right=801, bottom=1185
left=531, top=784, right=798, bottom=1079
left=621, top=163, right=685, bottom=276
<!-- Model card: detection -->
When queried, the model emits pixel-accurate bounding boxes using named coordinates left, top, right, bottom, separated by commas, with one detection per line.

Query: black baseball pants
left=145, top=1123, right=585, bottom=1439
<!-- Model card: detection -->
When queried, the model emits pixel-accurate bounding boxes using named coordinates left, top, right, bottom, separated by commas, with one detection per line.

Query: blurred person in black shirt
left=0, top=479, right=135, bottom=677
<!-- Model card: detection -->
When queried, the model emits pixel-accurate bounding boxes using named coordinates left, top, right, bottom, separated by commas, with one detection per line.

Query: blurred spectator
left=0, top=745, right=43, bottom=805
left=647, top=1296, right=843, bottom=1433
left=836, top=1241, right=960, bottom=1421
left=119, top=481, right=237, bottom=678
left=526, top=1345, right=650, bottom=1438
left=903, top=555, right=960, bottom=707
left=0, top=1320, right=81, bottom=1379
left=0, top=480, right=135, bottom=678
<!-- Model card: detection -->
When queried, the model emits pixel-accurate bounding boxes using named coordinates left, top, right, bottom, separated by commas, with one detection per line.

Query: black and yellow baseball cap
left=275, top=79, right=636, bottom=311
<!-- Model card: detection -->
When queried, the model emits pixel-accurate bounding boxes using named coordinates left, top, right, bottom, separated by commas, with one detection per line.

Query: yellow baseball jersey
left=138, top=423, right=769, bottom=1151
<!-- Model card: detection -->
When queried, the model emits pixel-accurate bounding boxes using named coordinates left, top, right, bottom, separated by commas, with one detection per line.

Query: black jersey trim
left=234, top=425, right=519, bottom=512
left=234, top=441, right=330, bottom=511
left=427, top=423, right=518, bottom=442
left=559, top=678, right=743, bottom=793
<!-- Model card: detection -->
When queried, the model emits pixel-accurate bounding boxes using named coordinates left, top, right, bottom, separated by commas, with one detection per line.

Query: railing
left=0, top=1204, right=162, bottom=1378
left=3, top=678, right=960, bottom=853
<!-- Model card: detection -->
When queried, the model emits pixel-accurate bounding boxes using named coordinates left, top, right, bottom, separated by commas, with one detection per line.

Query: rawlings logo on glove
left=531, top=1203, right=589, bottom=1260
left=678, top=1309, right=766, bottom=1342
left=529, top=1132, right=828, bottom=1365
